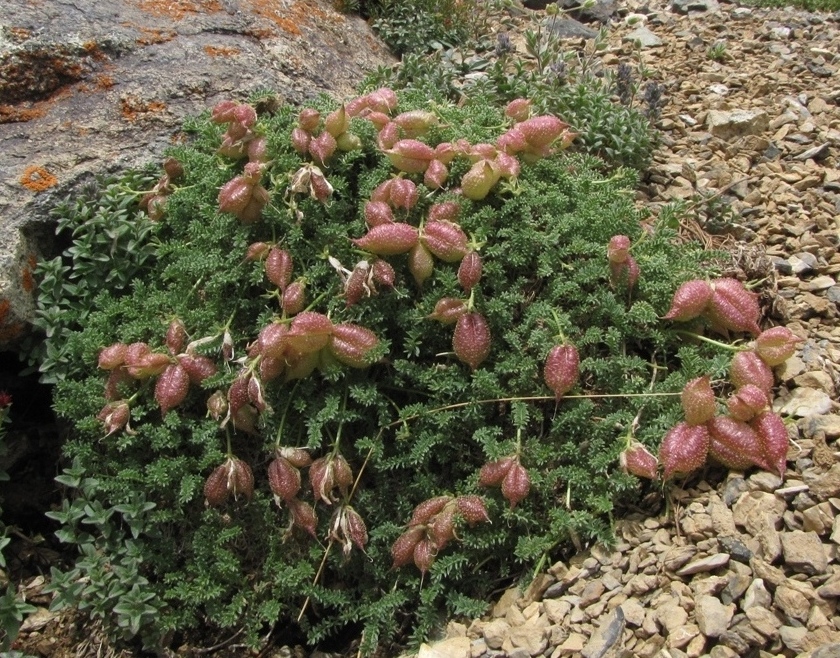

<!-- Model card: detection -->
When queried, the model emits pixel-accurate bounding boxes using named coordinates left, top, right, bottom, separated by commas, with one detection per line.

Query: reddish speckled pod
left=544, top=344, right=579, bottom=400
left=479, top=456, right=516, bottom=487
left=206, top=390, right=227, bottom=421
left=707, top=415, right=769, bottom=471
left=268, top=457, right=301, bottom=501
left=495, top=152, right=520, bottom=179
left=501, top=461, right=530, bottom=509
left=730, top=351, right=774, bottom=394
left=658, top=422, right=710, bottom=480
left=309, top=131, right=337, bottom=167
left=664, top=279, right=713, bottom=321
left=428, top=201, right=460, bottom=223
left=98, top=343, right=128, bottom=370
left=505, top=98, right=532, bottom=122
left=257, top=322, right=289, bottom=360
left=344, top=507, right=368, bottom=550
left=372, top=259, right=395, bottom=288
left=385, top=139, right=436, bottom=173
left=755, top=326, right=801, bottom=366
left=344, top=261, right=371, bottom=307
left=424, top=159, right=449, bottom=189
left=265, top=247, right=293, bottom=291
left=286, top=312, right=333, bottom=354
left=681, top=375, right=716, bottom=426
left=229, top=458, right=254, bottom=500
left=245, top=241, right=271, bottom=262
left=247, top=136, right=267, bottom=163
left=282, top=281, right=306, bottom=316
left=329, top=323, right=379, bottom=368
left=212, top=100, right=238, bottom=124
left=607, top=235, right=631, bottom=264
left=97, top=401, right=131, bottom=437
left=429, top=507, right=457, bottom=550
left=389, top=178, right=419, bottom=211
left=370, top=179, right=394, bottom=203
left=517, top=115, right=569, bottom=148
left=291, top=127, right=310, bottom=155
left=609, top=255, right=640, bottom=289
left=309, top=457, right=335, bottom=505
left=127, top=352, right=172, bottom=379
left=422, top=220, right=469, bottom=263
left=278, top=446, right=313, bottom=468
left=364, top=201, right=394, bottom=228
left=177, top=354, right=217, bottom=385
left=204, top=464, right=230, bottom=507
left=288, top=498, right=318, bottom=537
left=456, top=495, right=490, bottom=525
left=497, top=127, right=528, bottom=155
left=391, top=526, right=425, bottom=569
left=458, top=251, right=483, bottom=292
left=726, top=384, right=769, bottom=422
left=377, top=122, right=400, bottom=150
left=428, top=297, right=468, bottom=325
left=227, top=374, right=250, bottom=415
left=298, top=108, right=320, bottom=132
left=259, top=356, right=285, bottom=382
left=104, top=368, right=132, bottom=401
left=453, top=312, right=491, bottom=370
left=707, top=278, right=761, bottom=336
left=620, top=442, right=659, bottom=480
left=352, top=223, right=418, bottom=256
left=393, top=110, right=438, bottom=138
left=750, top=411, right=789, bottom=477
left=165, top=319, right=187, bottom=355
left=409, top=496, right=453, bottom=527
left=408, top=242, right=435, bottom=288
left=413, top=538, right=436, bottom=575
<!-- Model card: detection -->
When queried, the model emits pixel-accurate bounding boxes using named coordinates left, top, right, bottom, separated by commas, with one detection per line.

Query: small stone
left=581, top=608, right=625, bottom=658
left=706, top=110, right=769, bottom=140
left=718, top=536, right=752, bottom=563
left=775, top=387, right=834, bottom=417
left=781, top=530, right=829, bottom=574
left=775, top=584, right=811, bottom=622
left=620, top=599, right=646, bottom=627
left=812, top=643, right=840, bottom=658
left=745, top=606, right=781, bottom=639
left=543, top=599, right=572, bottom=625
left=788, top=252, right=820, bottom=274
left=417, top=637, right=470, bottom=658
left=779, top=625, right=808, bottom=652
left=743, top=579, right=772, bottom=610
left=506, top=625, right=547, bottom=657
left=667, top=623, right=700, bottom=649
left=695, top=596, right=734, bottom=638
left=676, top=553, right=729, bottom=576
left=623, top=26, right=663, bottom=48
left=818, top=575, right=840, bottom=598
left=656, top=602, right=688, bottom=634
left=579, top=580, right=605, bottom=608
left=556, top=632, right=586, bottom=655
left=482, top=619, right=510, bottom=650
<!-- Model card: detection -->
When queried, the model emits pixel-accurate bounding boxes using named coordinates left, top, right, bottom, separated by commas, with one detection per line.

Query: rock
left=581, top=608, right=624, bottom=658
left=505, top=625, right=548, bottom=656
left=0, top=0, right=395, bottom=347
left=675, top=553, right=729, bottom=576
left=544, top=17, right=597, bottom=39
left=482, top=619, right=510, bottom=650
left=774, top=387, right=834, bottom=417
left=670, top=0, right=720, bottom=13
left=812, top=643, right=840, bottom=658
left=623, top=26, right=663, bottom=47
left=781, top=530, right=828, bottom=574
left=417, top=637, right=470, bottom=658
left=706, top=110, right=769, bottom=140
left=780, top=625, right=808, bottom=652
left=743, top=579, right=772, bottom=610
left=694, top=596, right=734, bottom=638
left=774, top=584, right=811, bottom=622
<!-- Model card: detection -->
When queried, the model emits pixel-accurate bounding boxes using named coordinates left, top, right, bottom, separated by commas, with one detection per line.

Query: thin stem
left=275, top=381, right=301, bottom=447
left=674, top=330, right=747, bottom=352
left=387, top=392, right=682, bottom=428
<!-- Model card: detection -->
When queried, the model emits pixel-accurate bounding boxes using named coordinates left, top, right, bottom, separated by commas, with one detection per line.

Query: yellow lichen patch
left=134, top=27, right=178, bottom=45
left=0, top=104, right=46, bottom=124
left=96, top=74, right=116, bottom=89
left=134, top=0, right=223, bottom=20
left=19, top=165, right=58, bottom=192
left=203, top=45, right=242, bottom=57
left=120, top=96, right=168, bottom=122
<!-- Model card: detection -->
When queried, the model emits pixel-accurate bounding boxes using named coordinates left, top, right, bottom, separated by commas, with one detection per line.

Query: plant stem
left=674, top=330, right=747, bottom=352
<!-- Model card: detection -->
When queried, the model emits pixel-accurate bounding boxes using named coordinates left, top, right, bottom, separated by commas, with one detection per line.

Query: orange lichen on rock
left=135, top=27, right=178, bottom=45
left=20, top=165, right=58, bottom=192
left=203, top=45, right=241, bottom=57
left=0, top=104, right=47, bottom=124
left=243, top=0, right=302, bottom=35
left=120, top=96, right=168, bottom=122
left=135, top=0, right=223, bottom=20
left=21, top=255, right=37, bottom=293
left=96, top=74, right=116, bottom=89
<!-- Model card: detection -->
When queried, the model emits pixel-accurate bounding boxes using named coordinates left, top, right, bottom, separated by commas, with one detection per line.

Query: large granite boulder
left=0, top=0, right=395, bottom=349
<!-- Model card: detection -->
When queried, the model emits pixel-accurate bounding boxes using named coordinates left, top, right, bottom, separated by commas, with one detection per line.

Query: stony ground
left=413, top=1, right=840, bottom=658
left=10, top=0, right=840, bottom=657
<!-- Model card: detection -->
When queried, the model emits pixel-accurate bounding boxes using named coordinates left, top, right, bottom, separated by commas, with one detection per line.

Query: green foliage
left=365, top=0, right=487, bottom=56
left=31, top=88, right=727, bottom=654
left=363, top=14, right=658, bottom=170
left=706, top=41, right=728, bottom=62
left=746, top=0, right=840, bottom=9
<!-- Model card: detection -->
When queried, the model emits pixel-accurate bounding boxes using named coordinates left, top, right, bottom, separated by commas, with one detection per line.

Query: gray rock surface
left=0, top=0, right=394, bottom=348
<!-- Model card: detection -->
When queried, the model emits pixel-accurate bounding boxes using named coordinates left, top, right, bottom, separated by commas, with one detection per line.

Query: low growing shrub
left=30, top=87, right=787, bottom=654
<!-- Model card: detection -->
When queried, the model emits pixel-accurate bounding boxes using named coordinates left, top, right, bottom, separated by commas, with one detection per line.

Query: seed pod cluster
left=479, top=456, right=530, bottom=509
left=390, top=494, right=489, bottom=574
left=664, top=278, right=762, bottom=336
